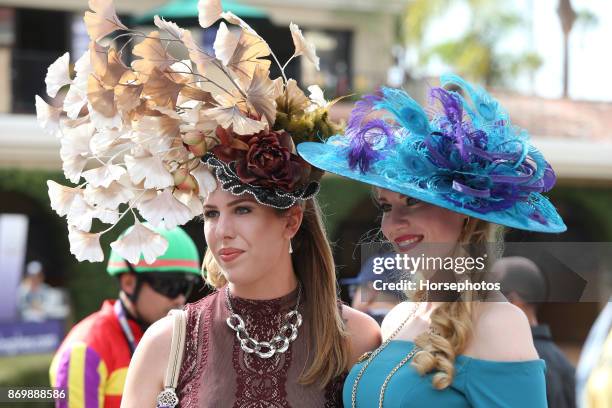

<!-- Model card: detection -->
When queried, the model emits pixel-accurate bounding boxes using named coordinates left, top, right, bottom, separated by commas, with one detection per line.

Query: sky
left=416, top=0, right=612, bottom=101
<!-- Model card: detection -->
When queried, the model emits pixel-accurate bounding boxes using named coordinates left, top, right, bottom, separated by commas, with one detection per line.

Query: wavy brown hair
left=410, top=217, right=504, bottom=389
left=202, top=198, right=349, bottom=387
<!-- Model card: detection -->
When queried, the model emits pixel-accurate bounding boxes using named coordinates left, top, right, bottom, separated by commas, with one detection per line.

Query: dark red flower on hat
left=211, top=127, right=311, bottom=192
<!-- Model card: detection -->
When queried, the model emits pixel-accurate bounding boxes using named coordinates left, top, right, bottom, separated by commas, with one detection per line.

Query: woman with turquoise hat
left=298, top=74, right=566, bottom=407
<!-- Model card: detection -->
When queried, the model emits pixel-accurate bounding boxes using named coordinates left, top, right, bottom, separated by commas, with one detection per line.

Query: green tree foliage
left=403, top=0, right=542, bottom=86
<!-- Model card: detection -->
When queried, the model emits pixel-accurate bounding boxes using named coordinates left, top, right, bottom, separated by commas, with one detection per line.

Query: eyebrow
left=204, top=198, right=254, bottom=209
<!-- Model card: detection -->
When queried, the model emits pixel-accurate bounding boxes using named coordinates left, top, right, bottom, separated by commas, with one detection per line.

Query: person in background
left=342, top=254, right=403, bottom=325
left=576, top=297, right=612, bottom=408
left=49, top=225, right=201, bottom=408
left=495, top=256, right=576, bottom=408
left=18, top=260, right=69, bottom=322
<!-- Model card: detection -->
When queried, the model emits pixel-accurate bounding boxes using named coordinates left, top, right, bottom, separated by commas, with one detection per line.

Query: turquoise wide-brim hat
left=298, top=74, right=566, bottom=234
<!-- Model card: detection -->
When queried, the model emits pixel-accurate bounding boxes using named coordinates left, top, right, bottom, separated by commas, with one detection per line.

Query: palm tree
left=557, top=0, right=576, bottom=98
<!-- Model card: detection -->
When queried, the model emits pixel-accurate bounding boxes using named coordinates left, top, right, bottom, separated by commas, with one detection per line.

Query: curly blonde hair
left=410, top=217, right=504, bottom=389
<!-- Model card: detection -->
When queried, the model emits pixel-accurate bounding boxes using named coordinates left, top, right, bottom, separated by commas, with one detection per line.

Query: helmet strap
left=119, top=262, right=150, bottom=331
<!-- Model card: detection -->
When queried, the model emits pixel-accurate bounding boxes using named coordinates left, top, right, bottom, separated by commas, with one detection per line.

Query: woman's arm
left=342, top=305, right=382, bottom=367
left=120, top=316, right=173, bottom=408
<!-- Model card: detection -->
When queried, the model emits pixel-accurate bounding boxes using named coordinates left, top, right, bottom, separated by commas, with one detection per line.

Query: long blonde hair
left=410, top=217, right=503, bottom=389
left=202, top=198, right=349, bottom=387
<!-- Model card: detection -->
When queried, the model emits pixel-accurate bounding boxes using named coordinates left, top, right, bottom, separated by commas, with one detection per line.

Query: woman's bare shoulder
left=380, top=302, right=415, bottom=340
left=342, top=305, right=382, bottom=366
left=465, top=302, right=538, bottom=361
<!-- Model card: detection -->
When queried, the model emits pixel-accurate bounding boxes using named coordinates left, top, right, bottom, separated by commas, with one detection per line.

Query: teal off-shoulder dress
left=344, top=340, right=548, bottom=408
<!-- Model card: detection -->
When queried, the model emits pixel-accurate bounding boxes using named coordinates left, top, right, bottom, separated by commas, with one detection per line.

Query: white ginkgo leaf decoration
left=137, top=189, right=193, bottom=230
left=87, top=102, right=123, bottom=130
left=89, top=128, right=122, bottom=155
left=308, top=85, right=326, bottom=107
left=221, top=11, right=257, bottom=34
left=206, top=104, right=267, bottom=135
left=93, top=207, right=119, bottom=224
left=41, top=0, right=341, bottom=266
left=191, top=164, right=217, bottom=198
left=64, top=51, right=93, bottom=119
left=213, top=22, right=240, bottom=67
left=84, top=181, right=134, bottom=209
left=62, top=156, right=88, bottom=184
left=47, top=180, right=82, bottom=217
left=59, top=122, right=94, bottom=153
left=153, top=15, right=184, bottom=39
left=83, top=0, right=129, bottom=41
left=82, top=163, right=127, bottom=188
left=246, top=65, right=277, bottom=125
left=67, top=194, right=97, bottom=231
left=124, top=155, right=174, bottom=190
left=35, top=95, right=62, bottom=135
left=110, top=221, right=169, bottom=264
left=68, top=226, right=104, bottom=262
left=198, top=0, right=222, bottom=29
left=45, top=52, right=72, bottom=98
left=174, top=190, right=203, bottom=219
left=289, top=23, right=320, bottom=70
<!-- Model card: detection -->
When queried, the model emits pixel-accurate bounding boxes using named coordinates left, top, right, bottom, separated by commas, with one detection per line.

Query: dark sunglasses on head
left=139, top=273, right=198, bottom=299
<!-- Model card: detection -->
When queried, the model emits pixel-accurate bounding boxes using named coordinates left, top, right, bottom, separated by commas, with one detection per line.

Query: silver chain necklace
left=225, top=284, right=303, bottom=359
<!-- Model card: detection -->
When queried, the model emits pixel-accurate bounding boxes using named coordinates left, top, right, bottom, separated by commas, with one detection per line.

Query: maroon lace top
left=176, top=286, right=345, bottom=407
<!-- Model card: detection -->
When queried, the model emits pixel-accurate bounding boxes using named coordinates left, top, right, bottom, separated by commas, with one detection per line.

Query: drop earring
left=289, top=240, right=293, bottom=254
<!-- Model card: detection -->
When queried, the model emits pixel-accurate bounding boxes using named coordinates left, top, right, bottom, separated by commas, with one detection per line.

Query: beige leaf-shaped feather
left=94, top=207, right=119, bottom=224
left=60, top=122, right=94, bottom=158
left=136, top=114, right=180, bottom=140
left=67, top=194, right=97, bottom=231
left=152, top=105, right=182, bottom=120
left=142, top=69, right=184, bottom=109
left=83, top=181, right=134, bottom=210
left=82, top=163, right=127, bottom=188
left=277, top=78, right=310, bottom=114
left=64, top=51, right=93, bottom=119
left=101, top=48, right=128, bottom=87
left=213, top=22, right=240, bottom=66
left=245, top=65, right=276, bottom=125
left=89, top=128, right=122, bottom=155
left=109, top=220, right=169, bottom=264
left=153, top=15, right=184, bottom=39
left=180, top=86, right=216, bottom=106
left=221, top=11, right=256, bottom=34
left=87, top=75, right=117, bottom=118
left=181, top=30, right=216, bottom=75
left=47, top=180, right=82, bottom=217
left=83, top=0, right=128, bottom=41
left=115, top=83, right=143, bottom=114
left=132, top=31, right=174, bottom=75
left=115, top=70, right=143, bottom=113
left=88, top=102, right=123, bottom=129
left=137, top=188, right=193, bottom=229
left=62, top=156, right=88, bottom=184
left=207, top=104, right=266, bottom=135
left=90, top=41, right=108, bottom=77
left=191, top=164, right=217, bottom=198
left=68, top=226, right=104, bottom=262
left=289, top=22, right=320, bottom=70
left=175, top=191, right=204, bottom=218
left=214, top=22, right=271, bottom=82
left=198, top=0, right=222, bottom=29
left=35, top=95, right=62, bottom=135
left=124, top=154, right=174, bottom=189
left=45, top=52, right=71, bottom=98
